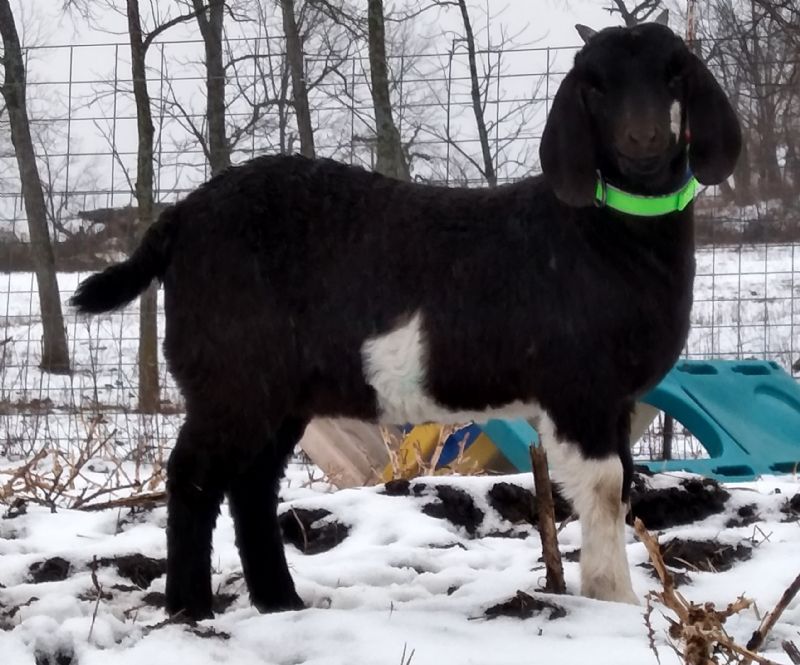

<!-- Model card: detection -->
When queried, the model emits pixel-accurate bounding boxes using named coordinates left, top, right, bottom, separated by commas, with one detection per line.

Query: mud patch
left=142, top=591, right=167, bottom=608
left=279, top=507, right=350, bottom=554
left=638, top=562, right=692, bottom=587
left=382, top=479, right=411, bottom=496
left=28, top=557, right=71, bottom=584
left=484, top=590, right=566, bottom=621
left=3, top=497, right=27, bottom=519
left=782, top=493, right=800, bottom=520
left=95, top=554, right=166, bottom=589
left=725, top=504, right=760, bottom=528
left=421, top=485, right=484, bottom=535
left=487, top=483, right=573, bottom=526
left=140, top=590, right=236, bottom=614
left=630, top=476, right=729, bottom=529
left=660, top=538, right=752, bottom=573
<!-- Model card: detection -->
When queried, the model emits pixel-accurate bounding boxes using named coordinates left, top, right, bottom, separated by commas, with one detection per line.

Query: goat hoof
left=167, top=605, right=214, bottom=622
left=253, top=592, right=305, bottom=613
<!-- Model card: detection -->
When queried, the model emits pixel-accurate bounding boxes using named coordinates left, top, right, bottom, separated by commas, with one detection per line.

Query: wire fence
left=1, top=38, right=798, bottom=478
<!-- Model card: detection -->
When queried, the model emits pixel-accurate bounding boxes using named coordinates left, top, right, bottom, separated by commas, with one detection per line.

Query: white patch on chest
left=360, top=311, right=540, bottom=425
left=670, top=100, right=682, bottom=139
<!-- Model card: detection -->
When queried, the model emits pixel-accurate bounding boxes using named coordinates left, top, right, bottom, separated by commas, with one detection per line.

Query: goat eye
left=585, top=78, right=606, bottom=98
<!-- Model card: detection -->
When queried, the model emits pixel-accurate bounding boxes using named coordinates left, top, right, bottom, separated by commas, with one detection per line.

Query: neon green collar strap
left=594, top=173, right=699, bottom=217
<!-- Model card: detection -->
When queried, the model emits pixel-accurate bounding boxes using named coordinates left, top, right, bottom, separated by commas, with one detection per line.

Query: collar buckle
left=594, top=170, right=607, bottom=208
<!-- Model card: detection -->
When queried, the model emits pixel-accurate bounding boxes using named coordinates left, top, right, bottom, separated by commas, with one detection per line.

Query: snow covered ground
left=0, top=467, right=798, bottom=665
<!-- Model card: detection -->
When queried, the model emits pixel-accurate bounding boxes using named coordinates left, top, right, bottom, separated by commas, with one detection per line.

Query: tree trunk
left=367, top=0, right=410, bottom=181
left=127, top=0, right=160, bottom=413
left=0, top=0, right=71, bottom=374
left=192, top=0, right=230, bottom=175
left=280, top=0, right=315, bottom=158
left=457, top=0, right=496, bottom=186
left=733, top=134, right=755, bottom=205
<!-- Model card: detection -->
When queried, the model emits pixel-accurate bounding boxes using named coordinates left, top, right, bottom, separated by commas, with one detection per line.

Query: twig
left=745, top=572, right=800, bottom=658
left=77, top=491, right=167, bottom=512
left=289, top=507, right=309, bottom=552
left=0, top=448, right=48, bottom=501
left=88, top=556, right=102, bottom=642
left=530, top=445, right=565, bottom=594
left=783, top=641, right=800, bottom=665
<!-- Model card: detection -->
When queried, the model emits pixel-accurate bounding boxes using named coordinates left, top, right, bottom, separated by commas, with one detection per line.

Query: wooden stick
left=783, top=641, right=800, bottom=665
left=746, top=572, right=800, bottom=657
left=530, top=444, right=565, bottom=594
left=77, top=491, right=167, bottom=512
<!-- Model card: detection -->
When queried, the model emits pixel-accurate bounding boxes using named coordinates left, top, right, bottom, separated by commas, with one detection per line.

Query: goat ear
left=685, top=53, right=742, bottom=185
left=575, top=24, right=597, bottom=44
left=540, top=70, right=597, bottom=207
left=653, top=9, right=669, bottom=26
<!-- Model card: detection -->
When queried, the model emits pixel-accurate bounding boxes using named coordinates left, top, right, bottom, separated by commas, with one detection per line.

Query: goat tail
left=70, top=206, right=178, bottom=315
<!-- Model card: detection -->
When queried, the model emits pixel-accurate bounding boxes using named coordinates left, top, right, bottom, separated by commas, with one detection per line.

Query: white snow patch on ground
left=1, top=468, right=798, bottom=665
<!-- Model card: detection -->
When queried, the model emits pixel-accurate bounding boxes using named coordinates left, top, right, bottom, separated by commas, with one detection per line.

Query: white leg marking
left=670, top=100, right=682, bottom=139
left=538, top=414, right=638, bottom=604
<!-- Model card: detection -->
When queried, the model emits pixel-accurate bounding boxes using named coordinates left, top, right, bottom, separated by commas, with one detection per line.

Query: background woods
left=0, top=0, right=798, bottom=424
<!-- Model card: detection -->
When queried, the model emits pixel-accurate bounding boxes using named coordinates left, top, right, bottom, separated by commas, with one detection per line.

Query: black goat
left=71, top=21, right=740, bottom=619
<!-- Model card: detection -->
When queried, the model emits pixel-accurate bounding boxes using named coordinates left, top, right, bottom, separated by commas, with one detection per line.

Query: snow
left=1, top=467, right=799, bottom=665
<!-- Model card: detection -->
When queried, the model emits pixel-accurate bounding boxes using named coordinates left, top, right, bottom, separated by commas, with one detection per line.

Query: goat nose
left=627, top=126, right=659, bottom=147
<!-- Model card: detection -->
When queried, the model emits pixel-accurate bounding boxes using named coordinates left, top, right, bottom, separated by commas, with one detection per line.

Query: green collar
left=594, top=173, right=699, bottom=217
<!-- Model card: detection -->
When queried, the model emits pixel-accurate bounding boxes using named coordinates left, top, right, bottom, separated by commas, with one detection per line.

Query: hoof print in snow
left=34, top=649, right=74, bottom=665
left=660, top=538, right=752, bottom=573
left=487, top=482, right=572, bottom=525
left=630, top=475, right=729, bottom=529
left=485, top=591, right=566, bottom=621
left=28, top=557, right=71, bottom=584
left=94, top=554, right=166, bottom=589
left=725, top=504, right=761, bottom=528
left=422, top=486, right=484, bottom=535
left=382, top=479, right=411, bottom=496
left=279, top=507, right=350, bottom=554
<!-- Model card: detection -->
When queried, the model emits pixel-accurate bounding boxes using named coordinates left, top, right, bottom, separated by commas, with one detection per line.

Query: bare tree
left=455, top=0, right=495, bottom=185
left=700, top=0, right=798, bottom=202
left=280, top=0, right=315, bottom=157
left=420, top=1, right=540, bottom=186
left=605, top=0, right=664, bottom=27
left=0, top=0, right=71, bottom=374
left=191, top=0, right=231, bottom=174
left=126, top=0, right=161, bottom=413
left=367, top=0, right=409, bottom=180
left=66, top=0, right=211, bottom=411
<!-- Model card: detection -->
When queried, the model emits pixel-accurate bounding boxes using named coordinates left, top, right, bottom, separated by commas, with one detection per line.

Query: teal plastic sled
left=478, top=360, right=800, bottom=482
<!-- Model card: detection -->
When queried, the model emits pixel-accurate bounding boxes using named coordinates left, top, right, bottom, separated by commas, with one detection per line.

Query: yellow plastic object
left=382, top=426, right=516, bottom=481
left=382, top=424, right=442, bottom=482
left=450, top=432, right=515, bottom=475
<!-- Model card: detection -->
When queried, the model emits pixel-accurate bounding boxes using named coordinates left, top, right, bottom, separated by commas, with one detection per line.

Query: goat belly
left=360, top=311, right=540, bottom=425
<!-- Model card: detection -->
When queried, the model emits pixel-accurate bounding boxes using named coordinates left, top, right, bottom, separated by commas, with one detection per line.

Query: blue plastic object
left=437, top=423, right=483, bottom=466
left=477, top=360, right=800, bottom=482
